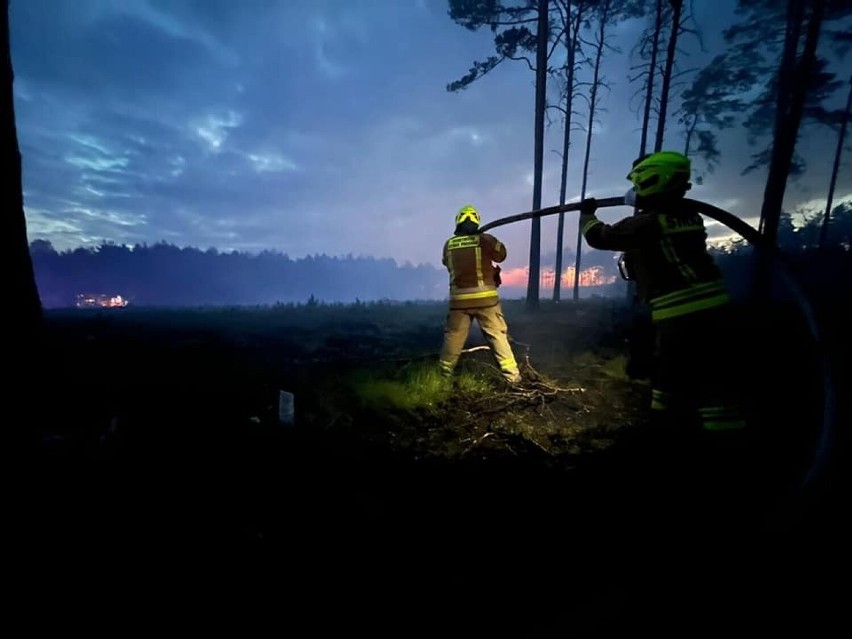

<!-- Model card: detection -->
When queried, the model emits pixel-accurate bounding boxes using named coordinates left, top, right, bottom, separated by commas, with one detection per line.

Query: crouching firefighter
left=578, top=151, right=746, bottom=436
left=439, top=205, right=522, bottom=385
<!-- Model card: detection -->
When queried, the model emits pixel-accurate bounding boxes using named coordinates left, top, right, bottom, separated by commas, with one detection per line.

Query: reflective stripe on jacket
left=581, top=202, right=729, bottom=321
left=442, top=232, right=506, bottom=309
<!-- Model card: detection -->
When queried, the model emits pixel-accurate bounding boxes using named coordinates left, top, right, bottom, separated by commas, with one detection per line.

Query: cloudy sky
left=10, top=0, right=851, bottom=274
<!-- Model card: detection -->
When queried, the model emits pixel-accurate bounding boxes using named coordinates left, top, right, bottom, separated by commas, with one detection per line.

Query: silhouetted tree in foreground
left=819, top=75, right=852, bottom=248
left=688, top=0, right=851, bottom=296
left=2, top=0, right=41, bottom=338
left=3, top=0, right=43, bottom=450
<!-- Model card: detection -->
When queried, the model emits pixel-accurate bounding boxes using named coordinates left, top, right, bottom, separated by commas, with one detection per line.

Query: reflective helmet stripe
left=456, top=205, right=481, bottom=225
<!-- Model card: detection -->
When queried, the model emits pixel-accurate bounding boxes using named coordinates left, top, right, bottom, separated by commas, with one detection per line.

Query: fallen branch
left=462, top=429, right=555, bottom=458
left=460, top=345, right=491, bottom=354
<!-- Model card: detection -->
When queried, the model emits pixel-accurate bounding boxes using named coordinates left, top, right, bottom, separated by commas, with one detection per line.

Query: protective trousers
left=650, top=304, right=746, bottom=433
left=439, top=302, right=520, bottom=383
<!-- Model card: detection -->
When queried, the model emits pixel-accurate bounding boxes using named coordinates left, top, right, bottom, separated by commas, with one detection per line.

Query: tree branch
left=671, top=66, right=698, bottom=79
left=507, top=53, right=535, bottom=71
left=485, top=18, right=540, bottom=26
left=446, top=55, right=505, bottom=92
left=547, top=23, right=569, bottom=61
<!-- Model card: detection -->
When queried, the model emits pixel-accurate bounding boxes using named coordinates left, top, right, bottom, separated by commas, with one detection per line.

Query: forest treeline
left=712, top=202, right=852, bottom=303
left=30, top=240, right=447, bottom=307
left=30, top=201, right=850, bottom=307
left=29, top=237, right=622, bottom=307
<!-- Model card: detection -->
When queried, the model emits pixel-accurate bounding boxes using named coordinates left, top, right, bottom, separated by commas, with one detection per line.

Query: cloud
left=13, top=0, right=845, bottom=273
left=247, top=153, right=299, bottom=173
left=793, top=192, right=852, bottom=218
left=193, top=111, right=243, bottom=152
left=111, top=0, right=236, bottom=65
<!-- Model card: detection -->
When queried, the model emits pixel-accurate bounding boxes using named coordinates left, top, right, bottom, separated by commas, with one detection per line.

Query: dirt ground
left=18, top=298, right=848, bottom=635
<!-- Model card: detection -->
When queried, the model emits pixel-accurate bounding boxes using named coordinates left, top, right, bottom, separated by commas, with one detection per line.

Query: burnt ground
left=14, top=298, right=850, bottom=635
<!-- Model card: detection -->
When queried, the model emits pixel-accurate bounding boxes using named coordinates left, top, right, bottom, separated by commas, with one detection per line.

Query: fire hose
left=480, top=195, right=837, bottom=504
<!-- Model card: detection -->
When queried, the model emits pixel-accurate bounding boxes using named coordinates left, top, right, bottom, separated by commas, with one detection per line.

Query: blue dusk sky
left=10, top=0, right=852, bottom=273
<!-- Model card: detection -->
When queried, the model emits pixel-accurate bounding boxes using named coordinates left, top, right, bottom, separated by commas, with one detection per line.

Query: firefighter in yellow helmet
left=578, top=151, right=746, bottom=435
left=439, top=205, right=522, bottom=385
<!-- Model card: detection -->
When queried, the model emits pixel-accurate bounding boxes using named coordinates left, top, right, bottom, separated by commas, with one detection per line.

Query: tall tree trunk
left=757, top=0, right=804, bottom=244
left=654, top=0, right=683, bottom=152
left=758, top=0, right=823, bottom=250
left=641, top=0, right=663, bottom=157
left=572, top=3, right=608, bottom=301
left=554, top=0, right=581, bottom=302
left=819, top=75, right=852, bottom=248
left=2, top=0, right=42, bottom=338
left=3, top=0, right=43, bottom=454
left=629, top=0, right=664, bottom=303
left=526, top=0, right=549, bottom=310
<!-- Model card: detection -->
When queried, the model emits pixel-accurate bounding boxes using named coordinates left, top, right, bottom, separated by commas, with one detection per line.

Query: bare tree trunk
left=654, top=0, right=683, bottom=152
left=526, top=0, right=549, bottom=310
left=819, top=75, right=852, bottom=248
left=641, top=0, right=663, bottom=157
left=572, top=2, right=608, bottom=301
left=628, top=0, right=664, bottom=303
left=759, top=0, right=823, bottom=250
left=3, top=0, right=43, bottom=454
left=757, top=0, right=804, bottom=245
left=2, top=0, right=42, bottom=338
left=554, top=0, right=582, bottom=302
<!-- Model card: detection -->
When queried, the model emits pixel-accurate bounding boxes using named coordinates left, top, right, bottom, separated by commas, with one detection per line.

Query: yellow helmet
left=455, top=204, right=481, bottom=226
left=627, top=151, right=691, bottom=197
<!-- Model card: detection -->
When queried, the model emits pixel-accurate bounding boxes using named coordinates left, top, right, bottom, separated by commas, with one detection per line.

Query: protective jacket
left=581, top=202, right=729, bottom=322
left=581, top=200, right=744, bottom=432
left=442, top=232, right=506, bottom=310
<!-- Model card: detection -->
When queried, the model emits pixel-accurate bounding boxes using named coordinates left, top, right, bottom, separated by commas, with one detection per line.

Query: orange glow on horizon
left=76, top=293, right=129, bottom=308
left=499, top=266, right=617, bottom=288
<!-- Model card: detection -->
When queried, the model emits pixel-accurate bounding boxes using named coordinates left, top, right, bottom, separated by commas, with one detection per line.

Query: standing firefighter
left=578, top=151, right=746, bottom=435
left=439, top=205, right=522, bottom=385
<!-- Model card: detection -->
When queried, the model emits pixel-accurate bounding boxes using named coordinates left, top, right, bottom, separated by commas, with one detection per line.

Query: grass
left=351, top=360, right=495, bottom=412
left=598, top=354, right=630, bottom=380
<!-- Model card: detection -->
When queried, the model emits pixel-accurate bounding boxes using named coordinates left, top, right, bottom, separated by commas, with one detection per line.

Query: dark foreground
left=13, top=300, right=850, bottom=636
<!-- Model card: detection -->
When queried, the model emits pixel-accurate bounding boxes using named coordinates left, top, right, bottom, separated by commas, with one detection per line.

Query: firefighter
left=578, top=151, right=746, bottom=435
left=439, top=205, right=522, bottom=385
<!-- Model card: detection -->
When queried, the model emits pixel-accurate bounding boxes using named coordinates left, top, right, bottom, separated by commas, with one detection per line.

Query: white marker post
left=278, top=390, right=295, bottom=425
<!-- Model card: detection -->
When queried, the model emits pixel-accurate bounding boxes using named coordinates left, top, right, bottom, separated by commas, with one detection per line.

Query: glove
left=579, top=197, right=598, bottom=216
left=494, top=265, right=502, bottom=287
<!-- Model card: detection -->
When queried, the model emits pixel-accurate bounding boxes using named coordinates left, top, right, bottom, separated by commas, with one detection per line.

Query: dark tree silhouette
left=628, top=0, right=700, bottom=155
left=705, top=0, right=849, bottom=249
left=572, top=0, right=608, bottom=301
left=751, top=0, right=826, bottom=300
left=677, top=55, right=752, bottom=178
left=675, top=0, right=850, bottom=299
left=652, top=0, right=685, bottom=151
left=635, top=0, right=664, bottom=158
left=446, top=0, right=557, bottom=308
left=2, top=0, right=41, bottom=337
left=527, top=0, right=550, bottom=308
left=552, top=0, right=587, bottom=302
left=819, top=75, right=852, bottom=248
left=570, top=0, right=639, bottom=301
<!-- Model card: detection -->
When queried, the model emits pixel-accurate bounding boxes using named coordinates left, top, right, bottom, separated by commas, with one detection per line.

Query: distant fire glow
left=76, top=294, right=129, bottom=308
left=500, top=266, right=617, bottom=288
